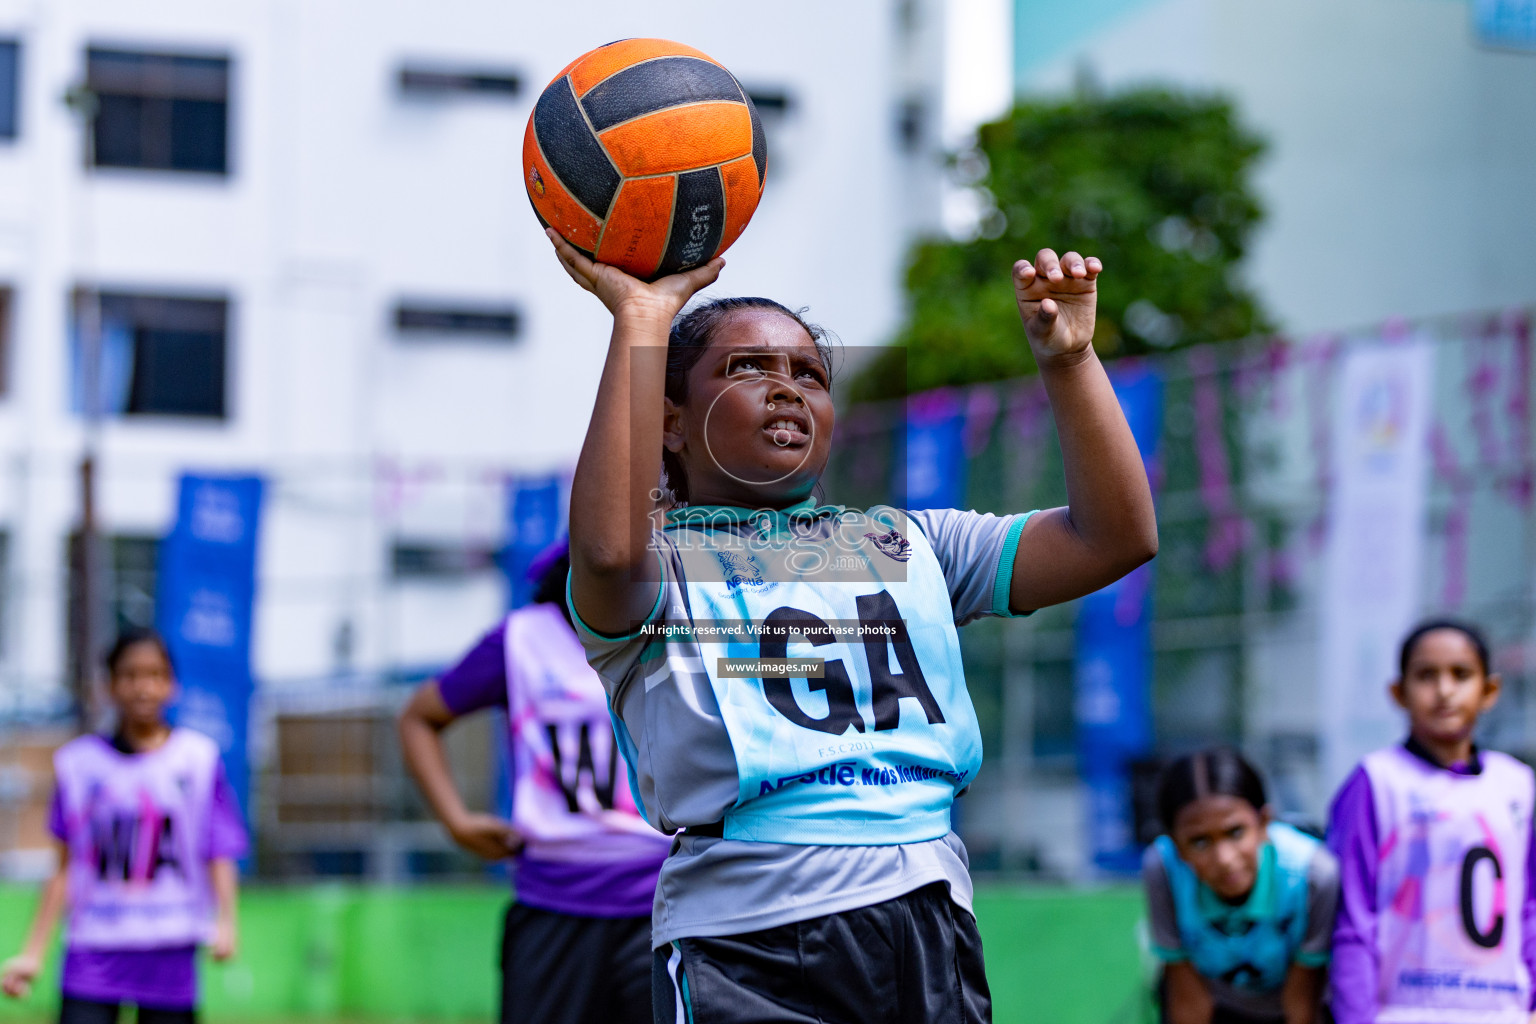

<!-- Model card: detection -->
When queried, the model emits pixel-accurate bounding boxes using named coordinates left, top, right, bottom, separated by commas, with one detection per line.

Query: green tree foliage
left=854, top=87, right=1273, bottom=399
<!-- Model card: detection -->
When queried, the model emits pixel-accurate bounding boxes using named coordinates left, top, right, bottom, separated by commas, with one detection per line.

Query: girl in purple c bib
left=1328, top=620, right=1536, bottom=1024
left=1, top=629, right=248, bottom=1024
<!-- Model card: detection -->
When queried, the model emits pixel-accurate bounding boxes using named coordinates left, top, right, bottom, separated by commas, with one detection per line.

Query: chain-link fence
left=825, top=307, right=1536, bottom=877
left=0, top=308, right=1532, bottom=880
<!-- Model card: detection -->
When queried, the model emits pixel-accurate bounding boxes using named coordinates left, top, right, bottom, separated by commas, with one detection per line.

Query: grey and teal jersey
left=1143, top=822, right=1340, bottom=1019
left=572, top=498, right=1032, bottom=946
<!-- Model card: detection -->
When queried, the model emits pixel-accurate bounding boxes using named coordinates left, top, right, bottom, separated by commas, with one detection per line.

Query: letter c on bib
left=1460, top=845, right=1505, bottom=949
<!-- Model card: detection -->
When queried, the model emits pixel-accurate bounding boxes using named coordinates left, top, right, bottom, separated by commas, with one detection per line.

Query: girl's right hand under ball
left=547, top=228, right=723, bottom=325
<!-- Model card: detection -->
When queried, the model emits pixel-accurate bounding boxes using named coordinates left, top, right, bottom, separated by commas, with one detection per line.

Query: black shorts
left=501, top=900, right=652, bottom=1024
left=652, top=881, right=991, bottom=1024
left=58, top=997, right=196, bottom=1024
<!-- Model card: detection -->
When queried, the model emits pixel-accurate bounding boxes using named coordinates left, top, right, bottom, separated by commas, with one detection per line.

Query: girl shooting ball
left=548, top=228, right=1157, bottom=1023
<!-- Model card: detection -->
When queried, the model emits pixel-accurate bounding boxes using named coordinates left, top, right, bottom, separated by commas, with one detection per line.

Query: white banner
left=1318, top=340, right=1434, bottom=791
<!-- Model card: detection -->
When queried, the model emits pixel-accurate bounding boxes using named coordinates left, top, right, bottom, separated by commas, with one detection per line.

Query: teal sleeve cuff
left=991, top=510, right=1038, bottom=616
left=566, top=547, right=668, bottom=643
left=1294, top=951, right=1330, bottom=968
left=1150, top=945, right=1189, bottom=964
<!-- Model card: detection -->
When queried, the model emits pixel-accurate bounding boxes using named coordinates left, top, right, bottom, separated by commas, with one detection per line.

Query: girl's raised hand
left=1013, top=249, right=1102, bottom=368
left=547, top=228, right=723, bottom=323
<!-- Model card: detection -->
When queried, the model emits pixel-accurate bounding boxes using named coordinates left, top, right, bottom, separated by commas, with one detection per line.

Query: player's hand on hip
left=1, top=953, right=40, bottom=998
left=1013, top=249, right=1102, bottom=368
left=546, top=228, right=723, bottom=324
left=449, top=812, right=526, bottom=862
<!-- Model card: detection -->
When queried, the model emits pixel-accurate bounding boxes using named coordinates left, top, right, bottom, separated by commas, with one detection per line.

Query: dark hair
left=1398, top=618, right=1491, bottom=677
left=531, top=550, right=573, bottom=626
left=104, top=627, right=173, bottom=676
left=1156, top=748, right=1268, bottom=833
left=662, top=297, right=832, bottom=505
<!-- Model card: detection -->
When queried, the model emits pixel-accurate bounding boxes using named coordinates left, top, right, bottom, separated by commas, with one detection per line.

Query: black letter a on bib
left=857, top=591, right=945, bottom=731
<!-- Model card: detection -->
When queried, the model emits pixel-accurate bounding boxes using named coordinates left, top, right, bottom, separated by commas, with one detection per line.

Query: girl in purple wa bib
left=1328, top=620, right=1536, bottom=1024
left=1, top=629, right=247, bottom=1024
left=398, top=543, right=669, bottom=1024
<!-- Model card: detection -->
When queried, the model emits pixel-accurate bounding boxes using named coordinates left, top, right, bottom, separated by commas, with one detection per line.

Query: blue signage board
left=155, top=474, right=264, bottom=824
left=902, top=391, right=968, bottom=511
left=1074, top=367, right=1162, bottom=874
left=502, top=475, right=566, bottom=608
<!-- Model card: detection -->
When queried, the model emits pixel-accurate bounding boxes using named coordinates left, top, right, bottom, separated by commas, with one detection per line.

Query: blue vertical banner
left=1074, top=367, right=1162, bottom=874
left=1476, top=0, right=1536, bottom=50
left=901, top=390, right=967, bottom=510
left=155, top=474, right=264, bottom=825
left=501, top=474, right=566, bottom=609
left=493, top=473, right=566, bottom=857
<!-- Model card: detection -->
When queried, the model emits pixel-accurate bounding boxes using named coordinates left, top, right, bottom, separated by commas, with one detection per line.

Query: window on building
left=394, top=302, right=520, bottom=342
left=87, top=48, right=230, bottom=174
left=108, top=534, right=158, bottom=634
left=0, top=530, right=10, bottom=659
left=897, top=96, right=927, bottom=154
left=740, top=86, right=792, bottom=177
left=0, top=287, right=12, bottom=397
left=0, top=40, right=20, bottom=140
left=73, top=291, right=229, bottom=419
left=62, top=532, right=158, bottom=687
left=398, top=65, right=520, bottom=98
left=390, top=540, right=499, bottom=580
left=744, top=89, right=791, bottom=116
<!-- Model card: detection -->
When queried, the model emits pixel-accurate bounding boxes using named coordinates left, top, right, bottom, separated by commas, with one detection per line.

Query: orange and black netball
left=523, top=39, right=767, bottom=281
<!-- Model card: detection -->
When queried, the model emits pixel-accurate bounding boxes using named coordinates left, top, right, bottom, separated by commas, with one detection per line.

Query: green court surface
left=0, top=883, right=1149, bottom=1024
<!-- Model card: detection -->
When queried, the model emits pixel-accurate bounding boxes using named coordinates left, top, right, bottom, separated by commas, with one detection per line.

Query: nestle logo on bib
left=716, top=551, right=767, bottom=589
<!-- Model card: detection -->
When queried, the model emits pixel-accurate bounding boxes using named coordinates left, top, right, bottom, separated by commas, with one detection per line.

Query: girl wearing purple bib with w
left=399, top=542, right=669, bottom=1024
left=1, top=629, right=248, bottom=1024
left=1328, top=620, right=1536, bottom=1024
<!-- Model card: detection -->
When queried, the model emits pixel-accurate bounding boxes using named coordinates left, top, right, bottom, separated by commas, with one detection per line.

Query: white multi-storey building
left=0, top=0, right=948, bottom=710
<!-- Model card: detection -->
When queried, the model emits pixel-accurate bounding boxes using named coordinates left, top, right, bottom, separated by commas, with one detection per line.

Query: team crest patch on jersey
left=865, top=528, right=912, bottom=562
left=716, top=550, right=766, bottom=588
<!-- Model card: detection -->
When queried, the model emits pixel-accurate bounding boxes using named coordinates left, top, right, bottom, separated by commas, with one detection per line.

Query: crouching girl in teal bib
left=1145, top=749, right=1339, bottom=1024
left=548, top=227, right=1158, bottom=1023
